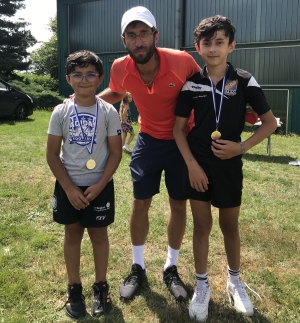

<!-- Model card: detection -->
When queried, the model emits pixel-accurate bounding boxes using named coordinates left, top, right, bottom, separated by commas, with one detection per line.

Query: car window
left=0, top=82, right=7, bottom=91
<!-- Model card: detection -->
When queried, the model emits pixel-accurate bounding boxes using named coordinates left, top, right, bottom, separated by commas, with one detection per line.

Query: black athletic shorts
left=52, top=179, right=115, bottom=228
left=182, top=160, right=243, bottom=208
left=130, top=132, right=186, bottom=200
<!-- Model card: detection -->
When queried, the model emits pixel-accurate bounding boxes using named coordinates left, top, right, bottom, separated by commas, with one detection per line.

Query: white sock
left=132, top=244, right=145, bottom=269
left=196, top=273, right=209, bottom=288
left=164, top=246, right=179, bottom=271
left=228, top=266, right=240, bottom=283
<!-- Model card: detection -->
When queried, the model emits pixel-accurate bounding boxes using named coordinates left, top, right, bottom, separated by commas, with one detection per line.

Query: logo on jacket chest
left=224, top=79, right=238, bottom=96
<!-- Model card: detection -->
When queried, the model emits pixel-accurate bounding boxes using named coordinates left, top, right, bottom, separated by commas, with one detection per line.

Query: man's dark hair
left=194, top=15, right=236, bottom=45
left=66, top=50, right=103, bottom=75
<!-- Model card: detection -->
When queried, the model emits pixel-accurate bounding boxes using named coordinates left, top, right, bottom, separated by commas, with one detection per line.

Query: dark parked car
left=0, top=78, right=34, bottom=119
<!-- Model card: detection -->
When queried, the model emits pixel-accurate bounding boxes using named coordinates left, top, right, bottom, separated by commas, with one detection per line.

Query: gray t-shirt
left=48, top=98, right=121, bottom=186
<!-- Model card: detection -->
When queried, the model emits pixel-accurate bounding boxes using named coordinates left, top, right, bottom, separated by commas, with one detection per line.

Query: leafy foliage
left=0, top=0, right=37, bottom=75
left=30, top=16, right=58, bottom=79
left=8, top=78, right=63, bottom=109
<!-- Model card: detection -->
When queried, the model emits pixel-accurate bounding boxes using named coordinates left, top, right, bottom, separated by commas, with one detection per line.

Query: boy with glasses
left=47, top=50, right=122, bottom=318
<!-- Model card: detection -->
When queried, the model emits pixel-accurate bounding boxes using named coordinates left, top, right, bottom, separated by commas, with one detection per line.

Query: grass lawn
left=0, top=111, right=299, bottom=323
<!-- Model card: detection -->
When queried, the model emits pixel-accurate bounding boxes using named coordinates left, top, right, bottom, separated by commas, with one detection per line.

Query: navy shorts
left=130, top=132, right=186, bottom=200
left=52, top=179, right=115, bottom=228
left=182, top=160, right=243, bottom=208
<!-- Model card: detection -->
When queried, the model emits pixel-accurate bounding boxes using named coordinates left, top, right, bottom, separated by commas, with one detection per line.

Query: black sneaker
left=119, top=264, right=146, bottom=301
left=62, top=283, right=86, bottom=319
left=92, top=281, right=112, bottom=317
left=163, top=265, right=188, bottom=302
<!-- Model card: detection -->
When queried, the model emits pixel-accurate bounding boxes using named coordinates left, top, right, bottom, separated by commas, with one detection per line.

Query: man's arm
left=97, top=87, right=126, bottom=105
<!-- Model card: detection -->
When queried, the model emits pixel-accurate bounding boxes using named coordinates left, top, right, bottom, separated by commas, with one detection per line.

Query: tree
left=0, top=0, right=37, bottom=75
left=30, top=16, right=58, bottom=79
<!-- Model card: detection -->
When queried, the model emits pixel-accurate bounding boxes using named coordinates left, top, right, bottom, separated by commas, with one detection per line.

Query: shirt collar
left=200, top=62, right=236, bottom=80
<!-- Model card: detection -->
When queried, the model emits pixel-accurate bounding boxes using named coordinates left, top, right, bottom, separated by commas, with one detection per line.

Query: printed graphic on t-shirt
left=69, top=113, right=97, bottom=146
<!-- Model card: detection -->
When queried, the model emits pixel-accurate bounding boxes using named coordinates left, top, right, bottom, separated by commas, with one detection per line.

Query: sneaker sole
left=65, top=309, right=86, bottom=319
left=163, top=278, right=188, bottom=302
left=119, top=288, right=140, bottom=302
left=189, top=313, right=208, bottom=322
left=92, top=306, right=112, bottom=317
left=171, top=293, right=188, bottom=302
left=228, top=293, right=254, bottom=316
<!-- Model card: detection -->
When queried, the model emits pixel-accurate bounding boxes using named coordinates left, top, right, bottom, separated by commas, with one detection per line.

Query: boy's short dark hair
left=194, top=15, right=236, bottom=45
left=66, top=50, right=103, bottom=75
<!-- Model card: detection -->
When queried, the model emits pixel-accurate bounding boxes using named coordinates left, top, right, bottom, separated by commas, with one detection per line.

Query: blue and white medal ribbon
left=209, top=69, right=227, bottom=140
left=73, top=98, right=98, bottom=169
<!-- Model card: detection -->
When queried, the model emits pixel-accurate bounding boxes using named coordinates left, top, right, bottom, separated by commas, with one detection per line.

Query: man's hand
left=211, top=140, right=242, bottom=159
left=63, top=93, right=75, bottom=104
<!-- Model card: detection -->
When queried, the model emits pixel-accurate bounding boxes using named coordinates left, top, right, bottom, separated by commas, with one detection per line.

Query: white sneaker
left=227, top=279, right=259, bottom=316
left=122, top=144, right=131, bottom=153
left=189, top=284, right=210, bottom=322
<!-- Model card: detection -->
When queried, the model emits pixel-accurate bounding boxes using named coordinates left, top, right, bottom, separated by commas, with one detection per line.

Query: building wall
left=184, top=0, right=300, bottom=46
left=57, top=0, right=300, bottom=132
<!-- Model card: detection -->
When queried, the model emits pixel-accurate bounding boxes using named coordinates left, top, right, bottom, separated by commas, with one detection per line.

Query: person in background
left=119, top=91, right=135, bottom=153
left=173, top=15, right=277, bottom=322
left=47, top=50, right=122, bottom=319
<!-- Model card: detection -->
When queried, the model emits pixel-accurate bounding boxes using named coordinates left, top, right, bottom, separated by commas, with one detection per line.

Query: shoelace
left=164, top=270, right=183, bottom=286
left=194, top=285, right=209, bottom=304
left=124, top=270, right=141, bottom=285
left=243, top=282, right=262, bottom=302
left=233, top=281, right=262, bottom=302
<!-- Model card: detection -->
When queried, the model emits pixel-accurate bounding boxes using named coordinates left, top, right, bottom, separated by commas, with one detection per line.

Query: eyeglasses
left=68, top=73, right=100, bottom=82
left=123, top=31, right=155, bottom=44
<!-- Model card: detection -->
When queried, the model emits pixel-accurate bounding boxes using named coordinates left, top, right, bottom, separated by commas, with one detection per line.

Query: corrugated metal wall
left=57, top=0, right=300, bottom=133
left=184, top=0, right=300, bottom=46
left=68, top=0, right=177, bottom=53
left=291, top=89, right=300, bottom=134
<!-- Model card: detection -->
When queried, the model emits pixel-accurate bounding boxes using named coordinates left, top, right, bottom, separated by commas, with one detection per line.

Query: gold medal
left=211, top=130, right=221, bottom=140
left=86, top=159, right=96, bottom=170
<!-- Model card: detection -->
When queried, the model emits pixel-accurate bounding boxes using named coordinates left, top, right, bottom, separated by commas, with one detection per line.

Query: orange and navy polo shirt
left=109, top=47, right=200, bottom=140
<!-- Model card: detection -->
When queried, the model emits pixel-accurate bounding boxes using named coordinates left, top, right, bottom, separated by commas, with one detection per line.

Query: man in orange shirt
left=98, top=6, right=200, bottom=302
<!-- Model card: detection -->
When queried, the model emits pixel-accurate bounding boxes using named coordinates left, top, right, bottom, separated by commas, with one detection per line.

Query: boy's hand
left=187, top=162, right=209, bottom=192
left=211, top=140, right=242, bottom=159
left=83, top=183, right=105, bottom=202
left=65, top=186, right=90, bottom=210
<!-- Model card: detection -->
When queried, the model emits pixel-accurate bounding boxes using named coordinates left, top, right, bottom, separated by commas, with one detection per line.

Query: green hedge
left=0, top=73, right=64, bottom=110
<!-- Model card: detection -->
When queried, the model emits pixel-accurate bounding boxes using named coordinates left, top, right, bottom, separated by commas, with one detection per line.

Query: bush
left=3, top=74, right=64, bottom=110
left=13, top=72, right=59, bottom=92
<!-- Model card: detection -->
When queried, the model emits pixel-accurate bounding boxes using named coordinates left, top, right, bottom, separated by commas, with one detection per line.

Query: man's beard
left=127, top=41, right=156, bottom=65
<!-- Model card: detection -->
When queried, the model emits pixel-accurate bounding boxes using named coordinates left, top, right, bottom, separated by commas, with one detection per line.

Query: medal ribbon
left=73, top=98, right=98, bottom=156
left=208, top=68, right=227, bottom=130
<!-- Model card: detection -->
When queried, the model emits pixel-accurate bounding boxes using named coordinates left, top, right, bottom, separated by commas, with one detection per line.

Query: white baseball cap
left=121, top=6, right=156, bottom=35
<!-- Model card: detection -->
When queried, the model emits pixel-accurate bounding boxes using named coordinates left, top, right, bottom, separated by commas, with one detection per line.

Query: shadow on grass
left=75, top=304, right=126, bottom=323
left=0, top=117, right=35, bottom=125
left=243, top=153, right=295, bottom=165
left=139, top=282, right=272, bottom=323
